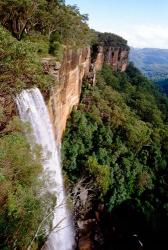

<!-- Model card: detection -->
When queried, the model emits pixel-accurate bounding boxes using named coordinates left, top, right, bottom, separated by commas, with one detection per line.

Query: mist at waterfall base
left=16, top=88, right=75, bottom=250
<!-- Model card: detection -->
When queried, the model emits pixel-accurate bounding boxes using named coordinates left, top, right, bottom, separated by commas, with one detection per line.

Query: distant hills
left=129, top=47, right=168, bottom=94
left=130, top=48, right=168, bottom=80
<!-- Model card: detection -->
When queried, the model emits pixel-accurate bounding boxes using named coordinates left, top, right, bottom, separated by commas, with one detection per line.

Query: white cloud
left=120, top=24, right=168, bottom=49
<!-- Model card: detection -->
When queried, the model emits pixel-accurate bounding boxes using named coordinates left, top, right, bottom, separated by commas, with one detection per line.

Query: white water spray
left=16, top=88, right=75, bottom=250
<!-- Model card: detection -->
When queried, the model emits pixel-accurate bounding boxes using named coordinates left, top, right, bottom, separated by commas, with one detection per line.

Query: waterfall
left=16, top=88, right=75, bottom=250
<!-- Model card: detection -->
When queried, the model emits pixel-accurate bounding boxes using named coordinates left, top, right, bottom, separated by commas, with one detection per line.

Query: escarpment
left=48, top=42, right=129, bottom=143
left=47, top=47, right=91, bottom=144
left=0, top=33, right=129, bottom=144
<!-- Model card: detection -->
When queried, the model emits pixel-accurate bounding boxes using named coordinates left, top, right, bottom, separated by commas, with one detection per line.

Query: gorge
left=15, top=41, right=129, bottom=249
left=0, top=20, right=129, bottom=248
left=13, top=35, right=129, bottom=249
left=1, top=1, right=168, bottom=250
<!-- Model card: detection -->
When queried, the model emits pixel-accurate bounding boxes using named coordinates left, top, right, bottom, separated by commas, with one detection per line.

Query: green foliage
left=62, top=64, right=168, bottom=215
left=0, top=0, right=94, bottom=47
left=0, top=26, right=54, bottom=95
left=156, top=78, right=168, bottom=95
left=87, top=156, right=111, bottom=196
left=49, top=32, right=63, bottom=59
left=0, top=0, right=40, bottom=40
left=0, top=118, right=55, bottom=249
left=96, top=32, right=129, bottom=49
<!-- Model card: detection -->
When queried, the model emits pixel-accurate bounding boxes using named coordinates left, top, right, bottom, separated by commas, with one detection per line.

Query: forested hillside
left=155, top=78, right=168, bottom=95
left=62, top=64, right=168, bottom=249
left=130, top=47, right=168, bottom=80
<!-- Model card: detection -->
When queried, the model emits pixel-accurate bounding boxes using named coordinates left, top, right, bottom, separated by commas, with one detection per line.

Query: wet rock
left=78, top=235, right=92, bottom=250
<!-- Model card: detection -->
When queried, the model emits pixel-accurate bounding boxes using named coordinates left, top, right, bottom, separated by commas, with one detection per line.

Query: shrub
left=0, top=119, right=55, bottom=249
left=87, top=156, right=111, bottom=196
left=49, top=32, right=63, bottom=60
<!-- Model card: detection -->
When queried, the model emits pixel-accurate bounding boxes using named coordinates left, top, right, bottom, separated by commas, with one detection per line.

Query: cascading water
left=16, top=88, right=75, bottom=250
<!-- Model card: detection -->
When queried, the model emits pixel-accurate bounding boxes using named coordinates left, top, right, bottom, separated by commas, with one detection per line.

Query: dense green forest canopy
left=156, top=78, right=168, bottom=95
left=0, top=25, right=55, bottom=95
left=96, top=32, right=129, bottom=49
left=62, top=63, right=168, bottom=248
left=0, top=0, right=92, bottom=45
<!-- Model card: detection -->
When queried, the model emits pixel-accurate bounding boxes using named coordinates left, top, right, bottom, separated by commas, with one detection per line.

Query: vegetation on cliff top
left=0, top=0, right=92, bottom=46
left=97, top=31, right=129, bottom=49
left=0, top=0, right=96, bottom=95
left=0, top=26, right=54, bottom=95
left=62, top=64, right=168, bottom=247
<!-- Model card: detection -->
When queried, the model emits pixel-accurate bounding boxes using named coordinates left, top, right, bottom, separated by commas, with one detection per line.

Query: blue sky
left=66, top=0, right=168, bottom=48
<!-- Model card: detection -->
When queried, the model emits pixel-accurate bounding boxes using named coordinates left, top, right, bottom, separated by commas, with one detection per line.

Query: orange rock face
left=94, top=46, right=104, bottom=71
left=48, top=47, right=90, bottom=144
left=94, top=46, right=129, bottom=72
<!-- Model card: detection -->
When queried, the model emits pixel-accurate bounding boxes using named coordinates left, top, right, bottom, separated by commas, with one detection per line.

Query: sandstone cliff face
left=48, top=47, right=90, bottom=144
left=93, top=46, right=129, bottom=72
left=48, top=45, right=129, bottom=143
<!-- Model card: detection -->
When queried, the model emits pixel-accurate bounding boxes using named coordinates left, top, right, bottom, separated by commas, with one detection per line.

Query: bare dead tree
left=27, top=201, right=70, bottom=250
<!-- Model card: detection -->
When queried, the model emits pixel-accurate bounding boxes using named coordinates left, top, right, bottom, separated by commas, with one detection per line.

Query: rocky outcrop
left=48, top=44, right=129, bottom=143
